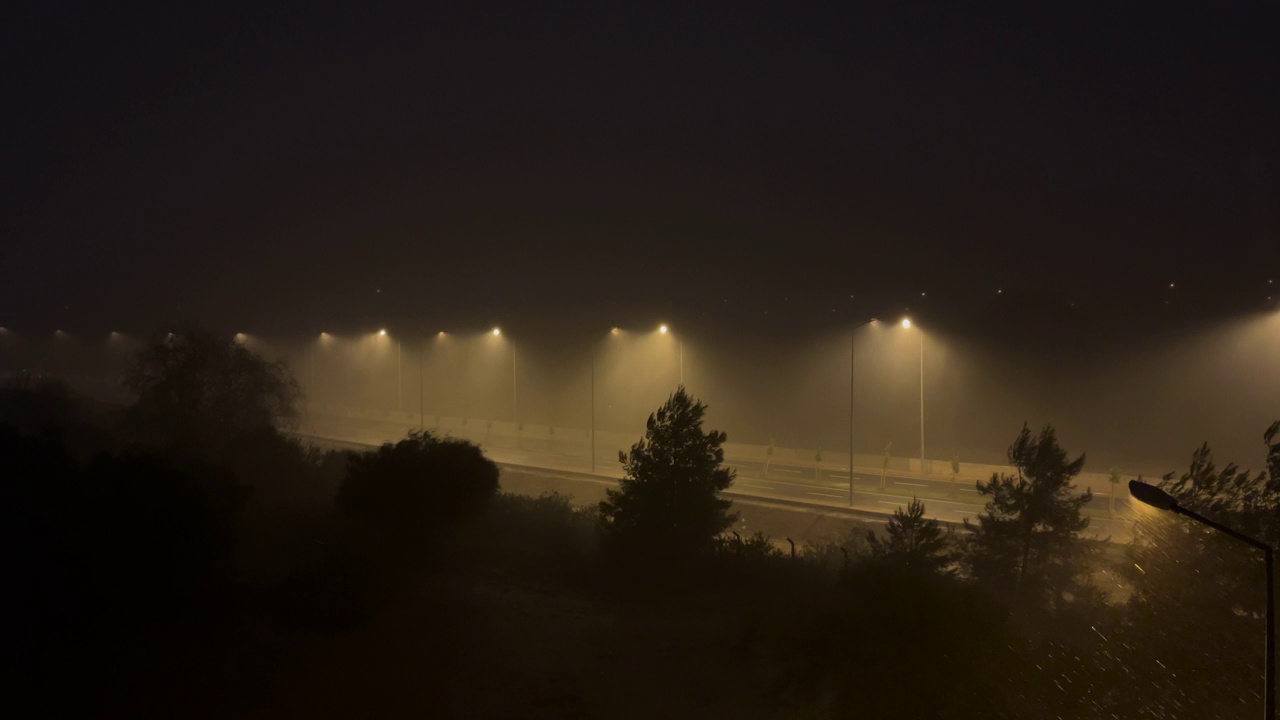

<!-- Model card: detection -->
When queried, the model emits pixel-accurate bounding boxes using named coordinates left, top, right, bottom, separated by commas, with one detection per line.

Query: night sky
left=3, top=2, right=1276, bottom=340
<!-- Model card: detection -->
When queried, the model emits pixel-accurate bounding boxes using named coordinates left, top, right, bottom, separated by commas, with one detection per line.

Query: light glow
left=901, top=318, right=912, bottom=329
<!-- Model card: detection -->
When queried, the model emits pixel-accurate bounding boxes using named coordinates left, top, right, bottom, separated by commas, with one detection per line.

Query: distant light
left=1169, top=282, right=1175, bottom=288
left=659, top=325, right=669, bottom=334
left=492, top=327, right=501, bottom=336
left=610, top=327, right=619, bottom=335
left=319, top=332, right=329, bottom=338
left=379, top=329, right=387, bottom=337
left=438, top=331, right=445, bottom=336
left=234, top=333, right=247, bottom=342
left=901, top=318, right=912, bottom=329
left=920, top=292, right=926, bottom=297
left=997, top=289, right=1003, bottom=294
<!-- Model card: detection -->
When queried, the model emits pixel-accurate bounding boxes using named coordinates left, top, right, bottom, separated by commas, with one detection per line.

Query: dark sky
left=3, top=1, right=1276, bottom=339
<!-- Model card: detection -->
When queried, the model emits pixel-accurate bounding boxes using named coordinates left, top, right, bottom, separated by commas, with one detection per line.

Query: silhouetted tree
left=598, top=387, right=737, bottom=561
left=336, top=430, right=499, bottom=556
left=1, top=424, right=244, bottom=706
left=962, top=424, right=1094, bottom=608
left=867, top=497, right=953, bottom=574
left=1116, top=421, right=1280, bottom=718
left=124, top=326, right=299, bottom=452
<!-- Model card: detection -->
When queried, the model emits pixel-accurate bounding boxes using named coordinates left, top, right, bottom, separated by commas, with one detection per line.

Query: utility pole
left=590, top=349, right=596, bottom=474
left=919, top=328, right=925, bottom=474
left=849, top=328, right=855, bottom=506
left=418, top=338, right=424, bottom=431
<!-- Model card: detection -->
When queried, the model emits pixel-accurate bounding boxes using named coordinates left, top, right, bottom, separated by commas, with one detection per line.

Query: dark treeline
left=3, top=326, right=1276, bottom=718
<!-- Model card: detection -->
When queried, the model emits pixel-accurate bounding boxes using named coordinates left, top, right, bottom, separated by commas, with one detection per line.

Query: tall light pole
left=492, top=328, right=516, bottom=424
left=1129, top=480, right=1274, bottom=719
left=590, top=343, right=595, bottom=473
left=418, top=336, right=424, bottom=431
left=847, top=317, right=885, bottom=505
left=659, top=324, right=682, bottom=387
left=901, top=318, right=925, bottom=474
left=590, top=327, right=620, bottom=475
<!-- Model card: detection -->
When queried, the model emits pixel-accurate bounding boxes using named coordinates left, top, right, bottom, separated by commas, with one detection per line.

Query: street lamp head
left=659, top=324, right=669, bottom=334
left=378, top=329, right=387, bottom=337
left=492, top=327, right=501, bottom=336
left=901, top=318, right=912, bottom=329
left=1129, top=480, right=1179, bottom=512
left=610, top=327, right=619, bottom=335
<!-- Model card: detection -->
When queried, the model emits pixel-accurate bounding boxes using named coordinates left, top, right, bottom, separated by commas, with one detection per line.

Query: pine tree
left=867, top=497, right=953, bottom=574
left=598, top=387, right=737, bottom=561
left=1116, top=422, right=1280, bottom=718
left=962, top=424, right=1093, bottom=608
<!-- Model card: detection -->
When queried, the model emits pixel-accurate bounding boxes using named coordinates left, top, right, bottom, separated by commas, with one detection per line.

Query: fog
left=6, top=310, right=1277, bottom=476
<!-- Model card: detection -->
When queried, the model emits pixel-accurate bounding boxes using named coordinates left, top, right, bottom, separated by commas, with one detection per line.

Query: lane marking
left=773, top=468, right=803, bottom=475
left=828, top=473, right=849, bottom=479
left=806, top=491, right=846, bottom=499
left=894, top=481, right=927, bottom=487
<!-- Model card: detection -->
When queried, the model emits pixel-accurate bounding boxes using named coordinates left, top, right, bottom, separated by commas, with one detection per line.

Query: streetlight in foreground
left=1128, top=479, right=1274, bottom=719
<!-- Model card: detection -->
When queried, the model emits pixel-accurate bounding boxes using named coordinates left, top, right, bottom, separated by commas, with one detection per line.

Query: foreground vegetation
left=3, top=327, right=1276, bottom=718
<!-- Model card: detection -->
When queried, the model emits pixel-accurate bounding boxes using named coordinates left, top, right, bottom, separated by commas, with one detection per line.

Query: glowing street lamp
left=374, top=329, right=401, bottom=410
left=590, top=326, right=623, bottom=474
left=1128, top=480, right=1275, bottom=719
left=657, top=324, right=683, bottom=385
left=847, top=317, right=885, bottom=504
left=489, top=328, right=517, bottom=423
left=901, top=317, right=925, bottom=474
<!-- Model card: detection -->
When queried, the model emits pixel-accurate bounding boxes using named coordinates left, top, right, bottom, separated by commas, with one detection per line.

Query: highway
left=300, top=414, right=1136, bottom=541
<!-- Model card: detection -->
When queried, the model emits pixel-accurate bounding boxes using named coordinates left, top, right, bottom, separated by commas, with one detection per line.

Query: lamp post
left=418, top=336, right=424, bottom=431
left=1129, top=479, right=1275, bottom=719
left=492, top=328, right=516, bottom=424
left=590, top=343, right=596, bottom=474
left=901, top=318, right=925, bottom=474
left=590, top=327, right=622, bottom=475
left=658, top=324, right=682, bottom=386
left=848, top=317, right=880, bottom=506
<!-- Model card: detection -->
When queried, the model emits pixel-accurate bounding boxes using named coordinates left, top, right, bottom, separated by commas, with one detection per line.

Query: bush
left=1, top=424, right=245, bottom=703
left=336, top=431, right=499, bottom=558
left=455, top=492, right=601, bottom=581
